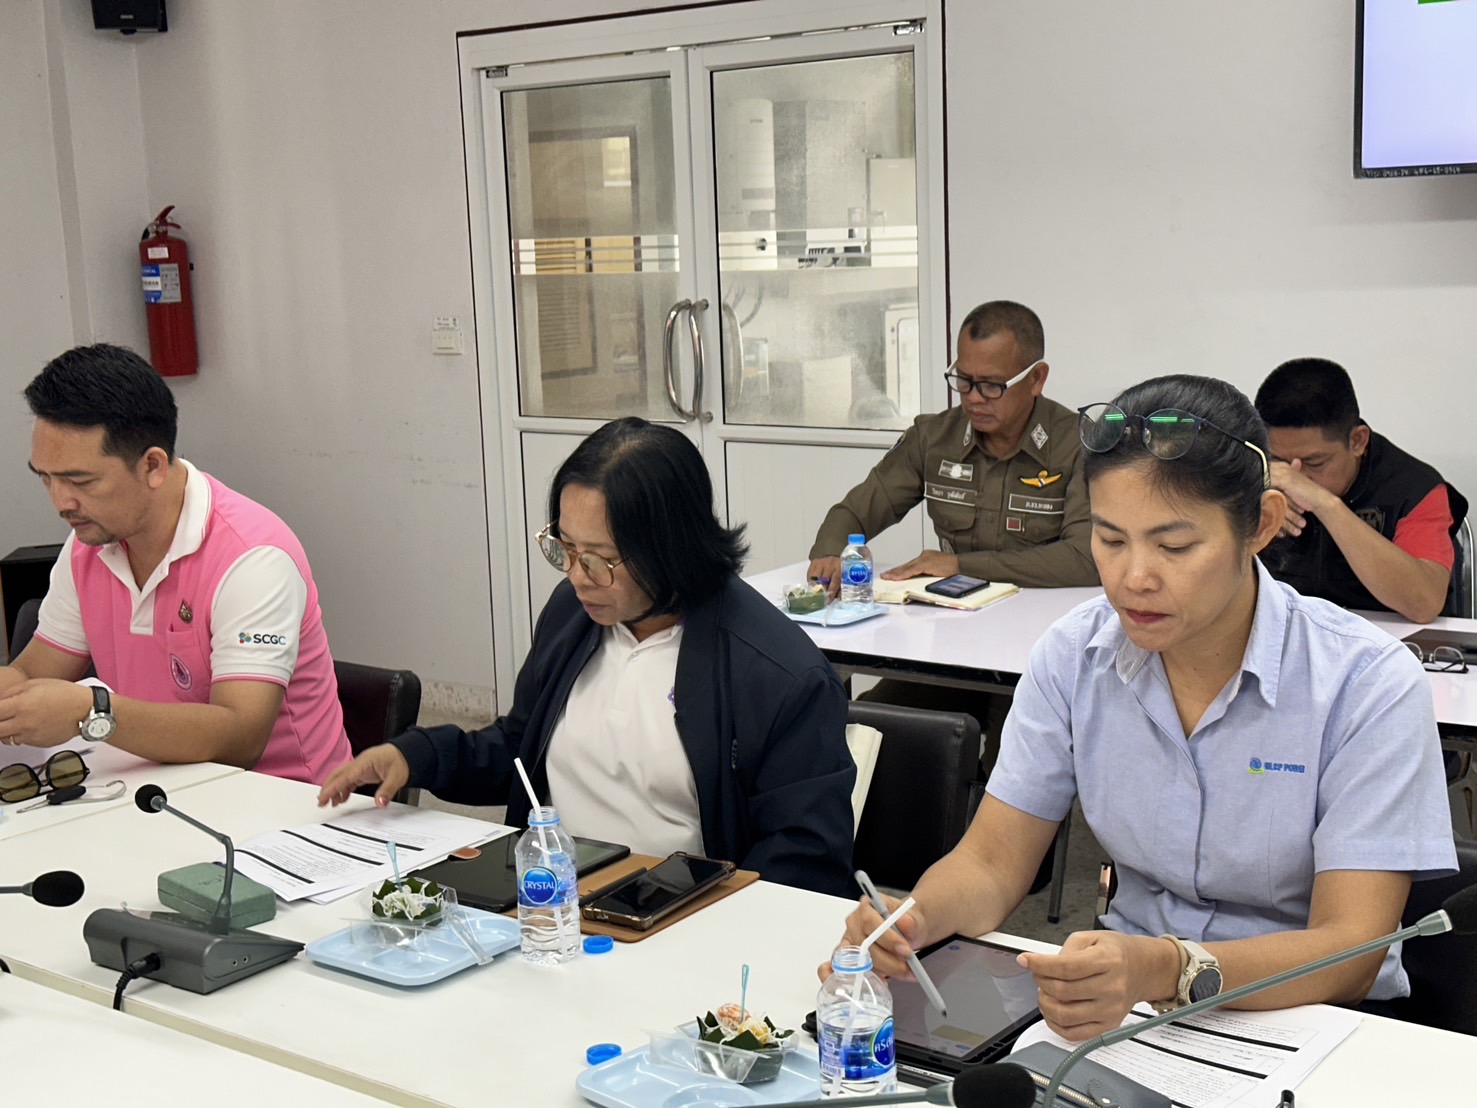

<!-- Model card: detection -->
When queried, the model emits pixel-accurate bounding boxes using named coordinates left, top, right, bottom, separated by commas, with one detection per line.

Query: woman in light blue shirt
left=839, top=375, right=1455, bottom=1042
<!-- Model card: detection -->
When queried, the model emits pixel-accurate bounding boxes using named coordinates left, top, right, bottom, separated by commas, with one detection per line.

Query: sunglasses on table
left=534, top=524, right=628, bottom=588
left=1078, top=403, right=1271, bottom=490
left=1406, top=642, right=1468, bottom=674
left=0, top=749, right=90, bottom=805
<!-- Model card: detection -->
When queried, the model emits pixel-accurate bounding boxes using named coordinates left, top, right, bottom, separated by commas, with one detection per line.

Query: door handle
left=663, top=299, right=694, bottom=420
left=719, top=300, right=743, bottom=404
left=687, top=298, right=713, bottom=423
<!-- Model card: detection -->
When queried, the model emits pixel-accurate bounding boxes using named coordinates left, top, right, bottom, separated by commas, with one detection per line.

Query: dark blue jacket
left=391, top=575, right=856, bottom=896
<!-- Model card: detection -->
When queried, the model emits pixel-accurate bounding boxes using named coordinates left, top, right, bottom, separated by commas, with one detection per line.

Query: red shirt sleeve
left=1391, top=484, right=1455, bottom=569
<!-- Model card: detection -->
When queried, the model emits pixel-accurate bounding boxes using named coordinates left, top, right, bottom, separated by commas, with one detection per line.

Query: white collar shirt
left=545, top=621, right=703, bottom=858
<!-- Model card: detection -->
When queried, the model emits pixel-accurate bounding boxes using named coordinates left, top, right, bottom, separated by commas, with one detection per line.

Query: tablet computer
left=804, top=935, right=1040, bottom=1085
left=415, top=833, right=629, bottom=912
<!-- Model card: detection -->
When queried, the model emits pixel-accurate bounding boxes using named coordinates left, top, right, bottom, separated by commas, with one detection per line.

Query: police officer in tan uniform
left=808, top=301, right=1096, bottom=590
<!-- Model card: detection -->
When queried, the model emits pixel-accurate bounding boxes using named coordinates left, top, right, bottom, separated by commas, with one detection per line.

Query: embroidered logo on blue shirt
left=1248, top=757, right=1305, bottom=775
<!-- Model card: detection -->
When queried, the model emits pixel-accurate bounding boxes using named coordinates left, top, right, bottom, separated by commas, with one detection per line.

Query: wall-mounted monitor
left=1355, top=0, right=1477, bottom=178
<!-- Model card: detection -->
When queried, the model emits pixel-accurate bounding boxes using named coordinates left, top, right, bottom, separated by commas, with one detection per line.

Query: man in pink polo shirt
left=0, top=344, right=349, bottom=783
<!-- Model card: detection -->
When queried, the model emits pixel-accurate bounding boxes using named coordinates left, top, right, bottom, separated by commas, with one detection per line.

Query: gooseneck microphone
left=135, top=783, right=234, bottom=934
left=0, top=870, right=85, bottom=907
left=1040, top=885, right=1477, bottom=1107
left=779, top=1060, right=1037, bottom=1108
left=82, top=782, right=302, bottom=995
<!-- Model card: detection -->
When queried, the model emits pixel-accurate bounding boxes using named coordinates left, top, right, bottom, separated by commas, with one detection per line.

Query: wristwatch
left=1152, top=935, right=1223, bottom=1013
left=79, top=686, right=117, bottom=743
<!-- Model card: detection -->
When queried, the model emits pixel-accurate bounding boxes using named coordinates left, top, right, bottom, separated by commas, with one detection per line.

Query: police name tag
left=926, top=482, right=979, bottom=507
left=1007, top=494, right=1064, bottom=515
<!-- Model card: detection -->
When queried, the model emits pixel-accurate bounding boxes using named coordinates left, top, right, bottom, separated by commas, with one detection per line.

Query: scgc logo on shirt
left=238, top=631, right=291, bottom=646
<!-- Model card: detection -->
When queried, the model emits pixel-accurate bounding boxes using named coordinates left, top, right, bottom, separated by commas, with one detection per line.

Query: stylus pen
left=855, top=869, right=948, bottom=1016
left=579, top=867, right=646, bottom=907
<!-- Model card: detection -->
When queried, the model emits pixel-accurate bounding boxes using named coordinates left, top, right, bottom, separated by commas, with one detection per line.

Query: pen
left=1277, top=1091, right=1294, bottom=1108
left=855, top=869, right=948, bottom=1017
left=579, top=867, right=646, bottom=907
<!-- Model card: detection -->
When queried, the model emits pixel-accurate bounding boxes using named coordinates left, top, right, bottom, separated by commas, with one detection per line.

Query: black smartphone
left=924, top=574, right=991, bottom=599
left=802, top=936, right=1040, bottom=1085
left=580, top=851, right=736, bottom=931
left=415, top=834, right=630, bottom=912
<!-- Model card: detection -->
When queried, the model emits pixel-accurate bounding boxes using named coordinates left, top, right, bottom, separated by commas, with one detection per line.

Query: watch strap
left=92, top=685, right=112, bottom=714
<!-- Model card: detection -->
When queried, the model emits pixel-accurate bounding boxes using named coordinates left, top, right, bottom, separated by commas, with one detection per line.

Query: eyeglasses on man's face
left=943, top=359, right=1043, bottom=400
left=534, top=524, right=627, bottom=587
left=1077, top=403, right=1271, bottom=491
left=0, top=749, right=89, bottom=805
left=1406, top=642, right=1468, bottom=673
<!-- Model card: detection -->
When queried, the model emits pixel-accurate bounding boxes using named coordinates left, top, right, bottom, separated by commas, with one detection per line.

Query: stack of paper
left=872, top=575, right=1020, bottom=610
left=233, top=806, right=513, bottom=904
left=1012, top=1003, right=1361, bottom=1107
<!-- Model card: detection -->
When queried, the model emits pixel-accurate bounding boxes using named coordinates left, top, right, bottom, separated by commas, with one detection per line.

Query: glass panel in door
left=503, top=78, right=682, bottom=420
left=711, top=53, right=919, bottom=432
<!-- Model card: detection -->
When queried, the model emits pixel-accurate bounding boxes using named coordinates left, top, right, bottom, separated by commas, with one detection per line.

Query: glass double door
left=469, top=5, right=943, bottom=671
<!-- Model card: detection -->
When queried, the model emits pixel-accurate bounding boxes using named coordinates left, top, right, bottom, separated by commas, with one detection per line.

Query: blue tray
left=577, top=1044, right=820, bottom=1108
left=782, top=602, right=887, bottom=627
left=304, top=908, right=521, bottom=986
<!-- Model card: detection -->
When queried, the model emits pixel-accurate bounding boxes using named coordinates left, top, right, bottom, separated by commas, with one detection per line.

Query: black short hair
left=548, top=418, right=748, bottom=616
left=958, top=300, right=1045, bottom=367
left=1083, top=375, right=1268, bottom=540
left=24, top=343, right=178, bottom=464
left=1253, top=358, right=1361, bottom=441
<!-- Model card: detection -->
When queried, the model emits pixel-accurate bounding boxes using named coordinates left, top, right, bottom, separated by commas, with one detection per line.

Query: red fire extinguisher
left=139, top=205, right=198, bottom=377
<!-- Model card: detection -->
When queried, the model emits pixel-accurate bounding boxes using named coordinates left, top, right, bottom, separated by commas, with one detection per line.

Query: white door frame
left=459, top=0, right=945, bottom=705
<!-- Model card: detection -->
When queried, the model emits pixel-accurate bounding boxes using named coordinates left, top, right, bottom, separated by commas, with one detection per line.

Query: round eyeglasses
left=1406, top=642, right=1467, bottom=673
left=534, top=524, right=627, bottom=587
left=943, top=359, right=1043, bottom=400
left=1077, top=403, right=1271, bottom=490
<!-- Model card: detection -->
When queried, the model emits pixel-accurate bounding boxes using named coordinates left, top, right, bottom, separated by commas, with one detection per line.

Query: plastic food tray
left=304, top=908, right=520, bottom=986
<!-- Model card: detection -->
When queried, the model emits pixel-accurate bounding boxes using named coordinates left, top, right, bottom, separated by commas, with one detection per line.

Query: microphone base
left=84, top=908, right=303, bottom=994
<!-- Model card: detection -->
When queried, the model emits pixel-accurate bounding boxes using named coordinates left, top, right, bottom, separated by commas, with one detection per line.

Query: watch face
left=1188, top=966, right=1223, bottom=1004
left=82, top=714, right=115, bottom=741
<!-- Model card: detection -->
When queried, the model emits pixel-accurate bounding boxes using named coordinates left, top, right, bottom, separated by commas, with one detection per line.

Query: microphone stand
left=1040, top=908, right=1456, bottom=1107
left=155, top=799, right=235, bottom=934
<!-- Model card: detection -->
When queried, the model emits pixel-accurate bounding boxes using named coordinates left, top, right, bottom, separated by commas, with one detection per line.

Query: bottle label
left=842, top=561, right=872, bottom=587
left=820, top=1015, right=895, bottom=1081
left=519, top=866, right=558, bottom=905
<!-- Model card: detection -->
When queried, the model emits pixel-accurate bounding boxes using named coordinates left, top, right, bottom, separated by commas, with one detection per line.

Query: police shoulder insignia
left=1020, top=470, right=1062, bottom=488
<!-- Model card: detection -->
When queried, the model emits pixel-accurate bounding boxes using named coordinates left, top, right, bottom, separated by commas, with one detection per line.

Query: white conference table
left=1, top=971, right=382, bottom=1105
left=745, top=561, right=1098, bottom=692
left=0, top=742, right=241, bottom=843
left=3, top=770, right=1475, bottom=1105
left=747, top=561, right=1477, bottom=728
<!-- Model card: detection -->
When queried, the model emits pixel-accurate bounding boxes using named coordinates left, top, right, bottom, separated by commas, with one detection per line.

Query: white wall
left=8, top=0, right=1474, bottom=690
left=944, top=2, right=1477, bottom=499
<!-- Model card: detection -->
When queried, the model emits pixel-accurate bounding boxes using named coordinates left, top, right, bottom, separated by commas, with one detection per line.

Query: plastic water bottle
left=817, top=945, right=896, bottom=1097
left=515, top=805, right=580, bottom=965
left=839, top=534, right=874, bottom=608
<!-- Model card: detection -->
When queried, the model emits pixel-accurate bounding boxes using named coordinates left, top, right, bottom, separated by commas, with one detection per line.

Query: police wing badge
left=1020, top=470, right=1062, bottom=488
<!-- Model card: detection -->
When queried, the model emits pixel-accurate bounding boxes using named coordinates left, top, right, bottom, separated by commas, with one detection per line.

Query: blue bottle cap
left=583, top=934, right=615, bottom=955
left=586, top=1042, right=622, bottom=1066
left=848, top=534, right=866, bottom=545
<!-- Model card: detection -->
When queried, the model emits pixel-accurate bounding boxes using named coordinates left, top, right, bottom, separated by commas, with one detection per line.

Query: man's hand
left=881, top=550, right=960, bottom=581
left=1017, top=931, right=1178, bottom=1042
left=818, top=893, right=933, bottom=983
left=1269, top=459, right=1335, bottom=539
left=317, top=744, right=411, bottom=808
left=807, top=557, right=842, bottom=600
left=0, top=679, right=93, bottom=748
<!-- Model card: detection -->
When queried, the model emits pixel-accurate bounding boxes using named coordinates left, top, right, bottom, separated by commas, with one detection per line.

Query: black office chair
left=850, top=700, right=979, bottom=892
left=8, top=597, right=41, bottom=661
left=1394, top=838, right=1477, bottom=1035
left=334, top=660, right=422, bottom=756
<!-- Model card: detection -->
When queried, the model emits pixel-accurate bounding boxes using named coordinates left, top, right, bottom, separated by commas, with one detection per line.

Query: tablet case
left=504, top=853, right=759, bottom=943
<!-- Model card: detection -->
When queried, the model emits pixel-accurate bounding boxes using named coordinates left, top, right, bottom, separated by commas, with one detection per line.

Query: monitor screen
left=1356, top=0, right=1477, bottom=177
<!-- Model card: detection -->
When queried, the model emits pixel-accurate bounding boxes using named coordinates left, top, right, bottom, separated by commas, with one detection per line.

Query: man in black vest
left=1255, top=358, right=1467, bottom=623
